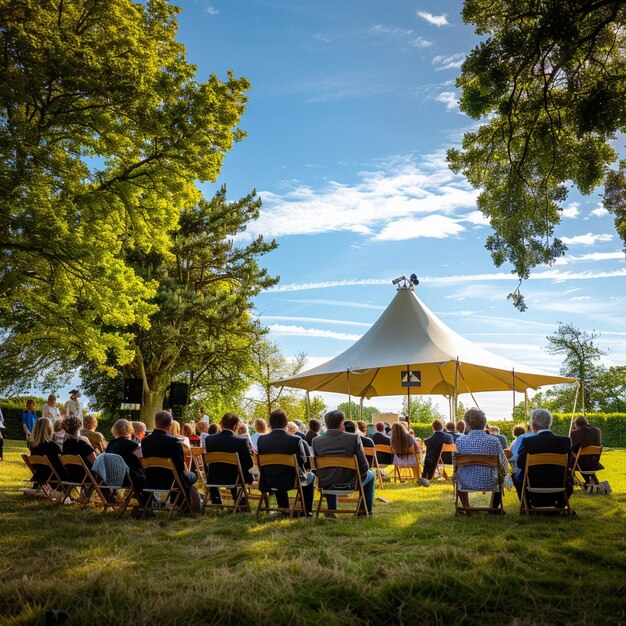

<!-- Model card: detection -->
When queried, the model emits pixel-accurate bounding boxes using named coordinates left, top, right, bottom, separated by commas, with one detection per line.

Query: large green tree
left=0, top=0, right=249, bottom=385
left=82, top=187, right=276, bottom=426
left=449, top=1, right=626, bottom=309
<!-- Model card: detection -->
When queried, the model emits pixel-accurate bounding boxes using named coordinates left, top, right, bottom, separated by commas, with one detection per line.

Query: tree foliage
left=449, top=0, right=626, bottom=309
left=337, top=401, right=380, bottom=423
left=0, top=0, right=250, bottom=386
left=401, top=396, right=445, bottom=423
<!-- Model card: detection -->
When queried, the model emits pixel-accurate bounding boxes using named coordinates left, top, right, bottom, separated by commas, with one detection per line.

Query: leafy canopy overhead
left=0, top=0, right=250, bottom=379
left=449, top=0, right=626, bottom=309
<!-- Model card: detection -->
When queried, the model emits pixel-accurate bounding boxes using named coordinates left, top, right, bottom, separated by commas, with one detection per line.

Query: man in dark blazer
left=513, top=409, right=573, bottom=507
left=570, top=415, right=603, bottom=483
left=141, top=410, right=197, bottom=491
left=204, top=412, right=254, bottom=505
left=422, top=420, right=453, bottom=480
left=371, top=422, right=393, bottom=465
left=257, top=409, right=314, bottom=514
left=312, top=410, right=375, bottom=514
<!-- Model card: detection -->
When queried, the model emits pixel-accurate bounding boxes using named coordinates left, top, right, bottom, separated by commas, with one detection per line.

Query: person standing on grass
left=42, top=394, right=62, bottom=425
left=22, top=399, right=37, bottom=449
left=312, top=410, right=376, bottom=516
left=65, top=389, right=83, bottom=421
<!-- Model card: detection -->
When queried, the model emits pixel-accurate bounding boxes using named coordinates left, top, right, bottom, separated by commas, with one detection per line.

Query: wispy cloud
left=433, top=53, right=465, bottom=70
left=269, top=268, right=626, bottom=292
left=242, top=152, right=479, bottom=241
left=205, top=5, right=218, bottom=15
left=268, top=324, right=362, bottom=341
left=554, top=250, right=625, bottom=265
left=590, top=204, right=609, bottom=217
left=561, top=232, right=613, bottom=246
left=284, top=298, right=386, bottom=310
left=370, top=24, right=432, bottom=48
left=262, top=315, right=372, bottom=328
left=561, top=202, right=580, bottom=218
left=417, top=11, right=449, bottom=27
left=435, top=91, right=459, bottom=111
left=313, top=32, right=331, bottom=43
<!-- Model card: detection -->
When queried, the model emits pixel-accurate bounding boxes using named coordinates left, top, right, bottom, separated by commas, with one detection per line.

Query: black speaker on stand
left=167, top=382, right=189, bottom=416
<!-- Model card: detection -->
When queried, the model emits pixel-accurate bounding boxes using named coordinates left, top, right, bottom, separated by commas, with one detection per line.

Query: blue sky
left=177, top=1, right=624, bottom=418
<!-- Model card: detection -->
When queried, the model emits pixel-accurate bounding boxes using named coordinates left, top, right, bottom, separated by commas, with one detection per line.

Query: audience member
left=65, top=389, right=83, bottom=420
left=312, top=410, right=375, bottom=516
left=423, top=419, right=454, bottom=481
left=509, top=424, right=530, bottom=460
left=182, top=422, right=201, bottom=447
left=570, top=415, right=603, bottom=484
left=132, top=421, right=147, bottom=443
left=62, top=415, right=97, bottom=474
left=30, top=418, right=65, bottom=485
left=454, top=408, right=508, bottom=510
left=81, top=414, right=106, bottom=453
left=371, top=422, right=393, bottom=466
left=390, top=422, right=424, bottom=484
left=42, top=395, right=62, bottom=425
left=489, top=425, right=508, bottom=450
left=141, top=410, right=197, bottom=493
left=0, top=407, right=4, bottom=461
left=444, top=421, right=460, bottom=441
left=208, top=423, right=220, bottom=435
left=257, top=409, right=314, bottom=515
left=456, top=420, right=466, bottom=435
left=304, top=419, right=321, bottom=446
left=250, top=418, right=268, bottom=450
left=106, top=419, right=147, bottom=500
left=53, top=419, right=66, bottom=446
left=287, top=421, right=306, bottom=440
left=204, top=412, right=254, bottom=505
left=196, top=420, right=210, bottom=447
left=22, top=399, right=37, bottom=448
left=512, top=409, right=573, bottom=508
left=354, top=420, right=376, bottom=467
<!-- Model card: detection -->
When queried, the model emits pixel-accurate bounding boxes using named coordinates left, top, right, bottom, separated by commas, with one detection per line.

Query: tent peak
left=392, top=273, right=420, bottom=291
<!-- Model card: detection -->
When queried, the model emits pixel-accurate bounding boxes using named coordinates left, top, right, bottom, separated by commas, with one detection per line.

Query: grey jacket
left=312, top=429, right=369, bottom=487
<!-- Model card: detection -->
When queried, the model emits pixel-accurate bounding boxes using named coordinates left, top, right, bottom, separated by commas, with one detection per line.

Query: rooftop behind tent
left=272, top=284, right=576, bottom=403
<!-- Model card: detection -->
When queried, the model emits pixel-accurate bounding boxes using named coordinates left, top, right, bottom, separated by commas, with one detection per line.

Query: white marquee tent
left=273, top=285, right=577, bottom=416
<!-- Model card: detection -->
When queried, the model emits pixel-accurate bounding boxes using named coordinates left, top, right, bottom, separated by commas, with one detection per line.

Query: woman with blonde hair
left=390, top=422, right=422, bottom=482
left=182, top=422, right=201, bottom=447
left=170, top=420, right=192, bottom=470
left=30, top=418, right=65, bottom=484
left=106, top=419, right=147, bottom=499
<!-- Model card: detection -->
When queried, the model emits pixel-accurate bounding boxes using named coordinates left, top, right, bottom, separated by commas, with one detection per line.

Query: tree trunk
left=140, top=389, right=163, bottom=429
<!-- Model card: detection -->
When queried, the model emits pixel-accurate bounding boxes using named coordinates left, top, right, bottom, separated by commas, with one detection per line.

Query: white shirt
left=65, top=398, right=83, bottom=419
left=42, top=403, right=62, bottom=424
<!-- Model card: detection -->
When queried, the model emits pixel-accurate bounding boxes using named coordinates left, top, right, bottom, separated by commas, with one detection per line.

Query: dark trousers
left=326, top=469, right=376, bottom=513
left=273, top=473, right=315, bottom=513
left=0, top=428, right=4, bottom=459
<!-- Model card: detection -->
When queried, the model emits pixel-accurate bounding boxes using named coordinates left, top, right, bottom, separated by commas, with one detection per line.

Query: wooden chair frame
left=191, top=447, right=207, bottom=486
left=520, top=453, right=573, bottom=516
left=60, top=454, right=108, bottom=509
left=390, top=446, right=421, bottom=483
left=92, top=463, right=140, bottom=516
left=453, top=454, right=505, bottom=516
left=140, top=457, right=192, bottom=520
left=572, top=445, right=603, bottom=488
left=256, top=453, right=307, bottom=518
left=22, top=454, right=65, bottom=504
left=363, top=447, right=384, bottom=490
left=314, top=455, right=370, bottom=519
left=202, top=451, right=251, bottom=513
left=434, top=443, right=457, bottom=482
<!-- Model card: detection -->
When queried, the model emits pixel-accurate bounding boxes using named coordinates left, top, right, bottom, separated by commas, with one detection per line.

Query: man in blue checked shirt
left=454, top=408, right=508, bottom=510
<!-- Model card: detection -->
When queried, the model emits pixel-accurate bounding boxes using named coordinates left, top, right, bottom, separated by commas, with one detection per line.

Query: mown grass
left=0, top=440, right=624, bottom=625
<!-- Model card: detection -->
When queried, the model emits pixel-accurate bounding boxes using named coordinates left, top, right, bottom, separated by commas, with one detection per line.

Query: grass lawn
left=0, top=440, right=624, bottom=625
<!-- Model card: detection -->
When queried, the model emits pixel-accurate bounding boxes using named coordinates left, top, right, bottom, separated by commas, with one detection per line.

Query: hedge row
left=410, top=413, right=626, bottom=448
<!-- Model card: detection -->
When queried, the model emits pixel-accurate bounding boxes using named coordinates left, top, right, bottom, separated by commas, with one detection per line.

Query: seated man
left=141, top=410, right=197, bottom=493
left=80, top=413, right=107, bottom=454
left=204, top=412, right=254, bottom=505
left=570, top=415, right=603, bottom=484
left=422, top=419, right=453, bottom=480
left=513, top=409, right=573, bottom=508
left=371, top=422, right=393, bottom=465
left=131, top=421, right=147, bottom=444
left=257, top=409, right=314, bottom=515
left=442, top=421, right=459, bottom=463
left=454, top=408, right=508, bottom=510
left=312, top=410, right=375, bottom=515
left=304, top=418, right=321, bottom=447
left=489, top=425, right=508, bottom=450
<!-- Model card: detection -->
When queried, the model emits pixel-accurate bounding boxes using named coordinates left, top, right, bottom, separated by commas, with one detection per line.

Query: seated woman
left=170, top=419, right=192, bottom=471
left=80, top=413, right=107, bottom=453
left=53, top=418, right=66, bottom=446
left=182, top=422, right=201, bottom=447
left=390, top=422, right=421, bottom=482
left=62, top=415, right=97, bottom=481
left=106, top=419, right=147, bottom=500
left=454, top=408, right=508, bottom=509
left=30, top=417, right=65, bottom=486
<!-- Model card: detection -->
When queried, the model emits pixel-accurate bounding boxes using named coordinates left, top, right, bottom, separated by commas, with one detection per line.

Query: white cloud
left=284, top=298, right=386, bottom=310
left=262, top=315, right=372, bottom=328
left=417, top=11, right=449, bottom=26
left=372, top=215, right=465, bottom=241
left=205, top=6, right=218, bottom=15
left=561, top=232, right=613, bottom=246
left=433, top=53, right=465, bottom=70
left=370, top=24, right=432, bottom=48
left=561, top=202, right=580, bottom=218
left=313, top=32, right=331, bottom=43
left=268, top=324, right=361, bottom=341
left=435, top=91, right=459, bottom=111
left=555, top=250, right=625, bottom=265
left=242, top=152, right=478, bottom=241
left=570, top=296, right=592, bottom=301
left=590, top=205, right=609, bottom=217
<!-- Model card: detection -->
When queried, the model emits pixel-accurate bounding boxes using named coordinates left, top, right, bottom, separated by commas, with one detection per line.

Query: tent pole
left=359, top=396, right=363, bottom=421
left=569, top=381, right=581, bottom=436
left=580, top=379, right=586, bottom=417
left=453, top=359, right=459, bottom=421
left=347, top=369, right=351, bottom=419
left=524, top=390, right=528, bottom=421
left=512, top=369, right=516, bottom=416
left=305, top=391, right=311, bottom=421
left=406, top=364, right=411, bottom=421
